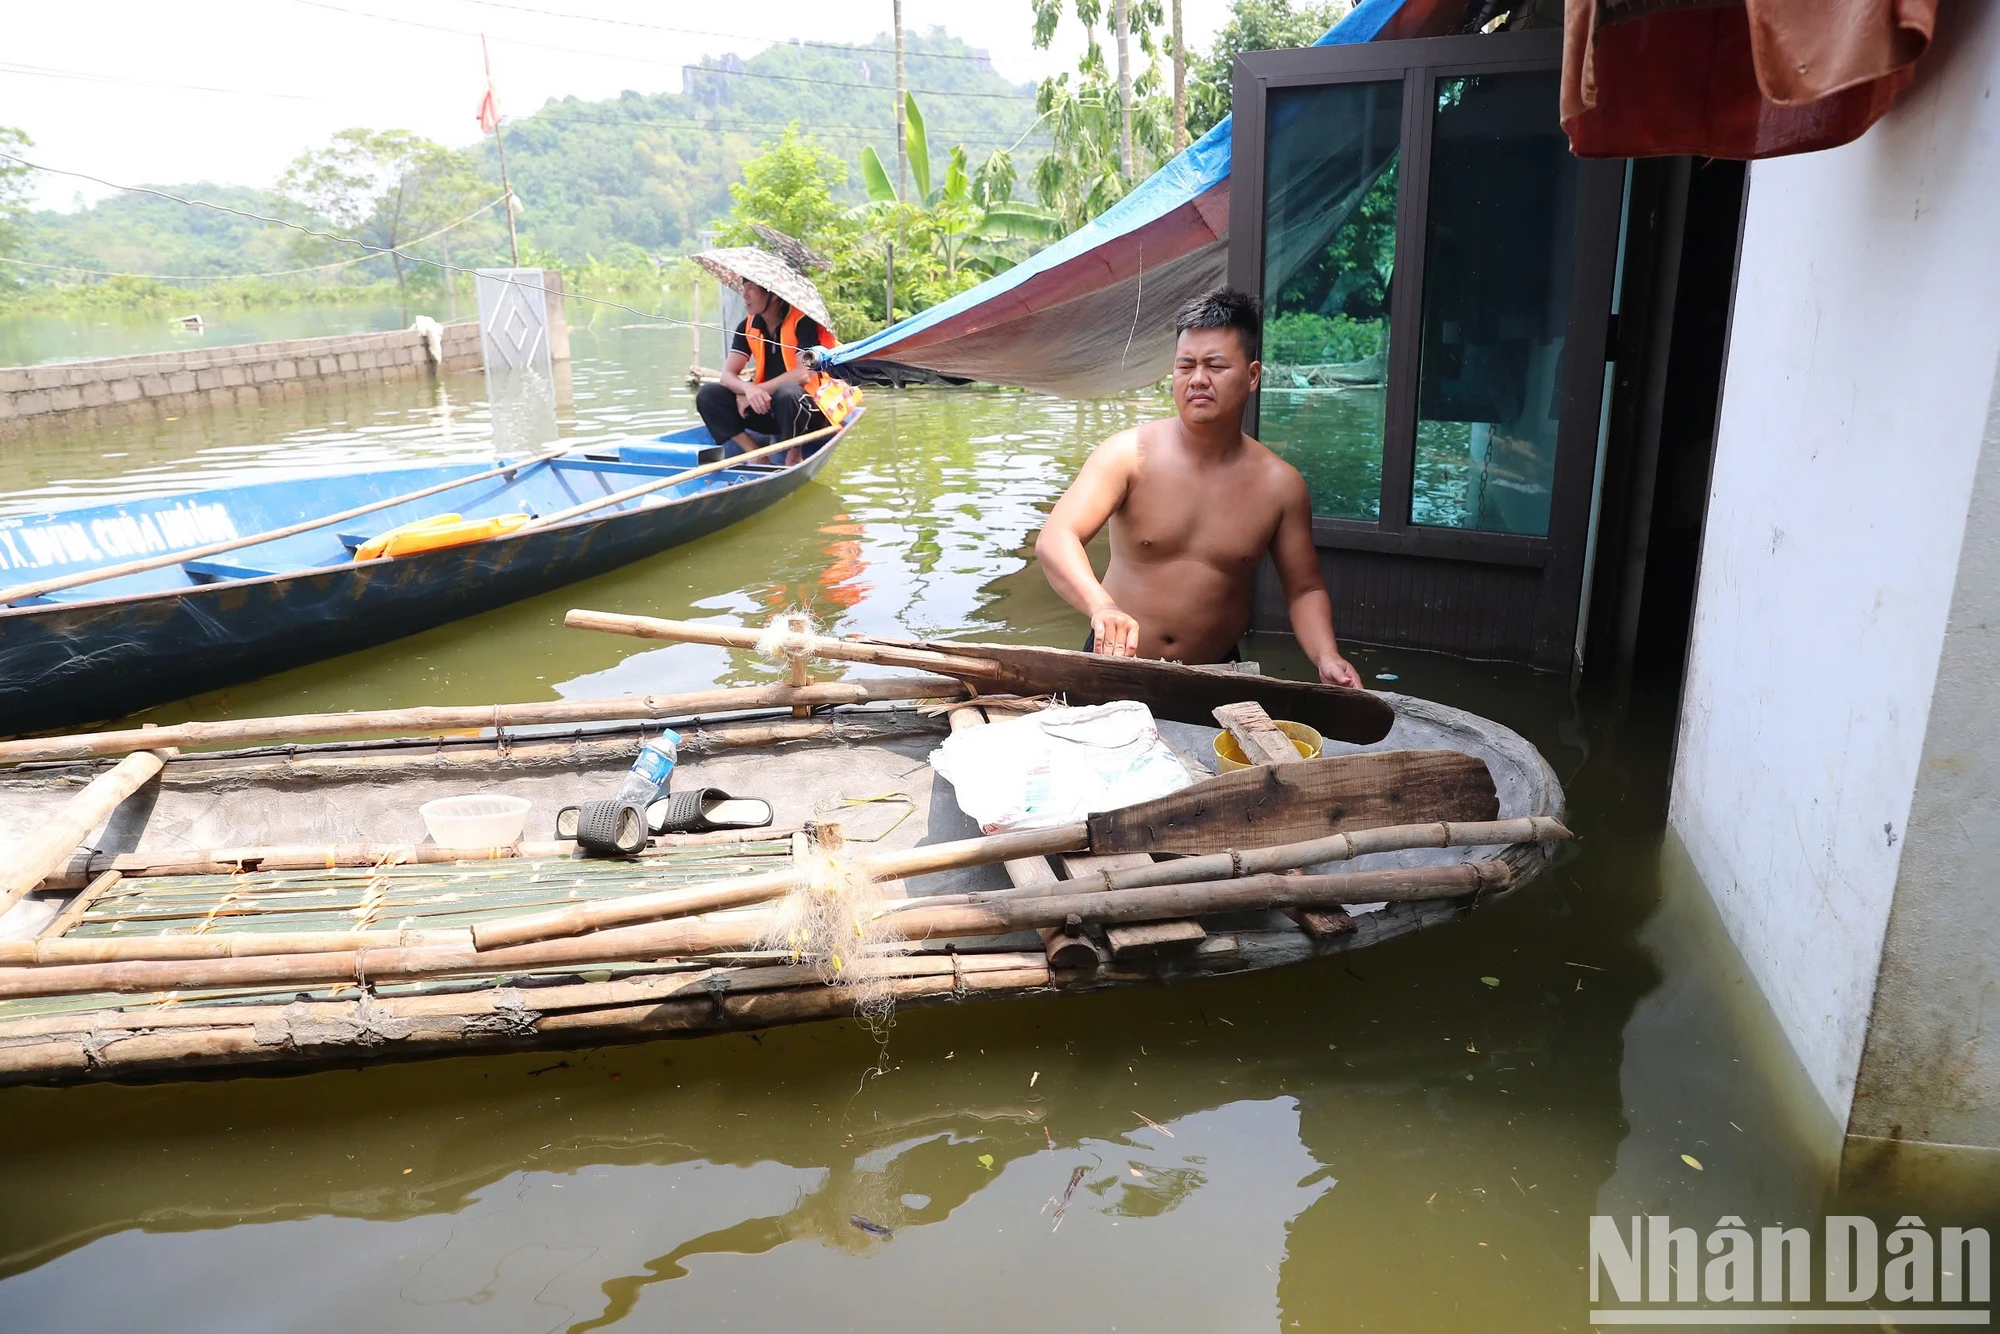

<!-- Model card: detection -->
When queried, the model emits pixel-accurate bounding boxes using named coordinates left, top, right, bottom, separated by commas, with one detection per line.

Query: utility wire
left=438, top=0, right=1003, bottom=64
left=288, top=0, right=1036, bottom=99
left=527, top=109, right=1033, bottom=145
left=0, top=195, right=506, bottom=282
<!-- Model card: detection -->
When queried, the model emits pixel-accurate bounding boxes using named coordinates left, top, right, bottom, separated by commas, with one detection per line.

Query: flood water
left=0, top=307, right=1978, bottom=1331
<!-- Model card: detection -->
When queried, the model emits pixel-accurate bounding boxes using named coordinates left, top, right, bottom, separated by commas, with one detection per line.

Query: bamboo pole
left=0, top=748, right=172, bottom=914
left=0, top=860, right=1507, bottom=1000
left=36, top=870, right=120, bottom=940
left=0, top=952, right=1049, bottom=1041
left=0, top=962, right=1055, bottom=1080
left=17, top=821, right=1568, bottom=966
left=0, top=676, right=962, bottom=767
left=0, top=927, right=474, bottom=966
left=516, top=424, right=839, bottom=534
left=0, top=442, right=575, bottom=607
left=1063, top=817, right=1573, bottom=893
left=470, top=821, right=1093, bottom=950
left=36, top=825, right=798, bottom=892
left=563, top=609, right=1007, bottom=680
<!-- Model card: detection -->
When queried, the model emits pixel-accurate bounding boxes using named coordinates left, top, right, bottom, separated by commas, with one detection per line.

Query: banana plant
left=859, top=94, right=1061, bottom=279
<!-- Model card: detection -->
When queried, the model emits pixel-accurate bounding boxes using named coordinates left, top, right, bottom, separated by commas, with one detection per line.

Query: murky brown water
left=0, top=308, right=1979, bottom=1331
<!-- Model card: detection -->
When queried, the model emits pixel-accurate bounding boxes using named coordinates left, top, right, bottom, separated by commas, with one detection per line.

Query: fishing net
left=756, top=844, right=902, bottom=1036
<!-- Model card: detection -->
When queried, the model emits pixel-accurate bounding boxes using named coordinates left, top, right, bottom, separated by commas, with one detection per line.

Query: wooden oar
left=564, top=610, right=1400, bottom=745
left=470, top=748, right=1498, bottom=950
left=515, top=423, right=840, bottom=533
left=0, top=675, right=962, bottom=767
left=0, top=441, right=576, bottom=607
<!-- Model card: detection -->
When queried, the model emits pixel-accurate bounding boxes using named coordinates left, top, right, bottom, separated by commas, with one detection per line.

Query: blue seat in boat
left=182, top=558, right=276, bottom=584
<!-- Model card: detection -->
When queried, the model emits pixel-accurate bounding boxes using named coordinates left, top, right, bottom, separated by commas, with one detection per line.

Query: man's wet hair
left=1174, top=288, right=1262, bottom=362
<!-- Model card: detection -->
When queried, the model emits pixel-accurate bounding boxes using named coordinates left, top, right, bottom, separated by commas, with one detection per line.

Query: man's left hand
left=1317, top=654, right=1362, bottom=689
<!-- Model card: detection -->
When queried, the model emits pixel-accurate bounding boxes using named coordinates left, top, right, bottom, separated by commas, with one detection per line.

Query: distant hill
left=7, top=27, right=1042, bottom=291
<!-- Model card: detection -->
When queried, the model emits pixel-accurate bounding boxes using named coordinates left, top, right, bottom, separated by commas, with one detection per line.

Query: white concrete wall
left=1848, top=351, right=2000, bottom=1155
left=1668, top=4, right=2000, bottom=1126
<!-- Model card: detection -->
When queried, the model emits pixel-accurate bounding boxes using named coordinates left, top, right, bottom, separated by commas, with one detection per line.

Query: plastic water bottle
left=613, top=730, right=680, bottom=807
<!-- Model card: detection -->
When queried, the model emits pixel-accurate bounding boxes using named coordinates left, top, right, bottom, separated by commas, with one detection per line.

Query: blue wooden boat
left=0, top=416, right=859, bottom=735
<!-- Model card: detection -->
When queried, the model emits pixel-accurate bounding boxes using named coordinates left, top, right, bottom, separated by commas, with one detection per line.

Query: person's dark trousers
left=695, top=382, right=827, bottom=454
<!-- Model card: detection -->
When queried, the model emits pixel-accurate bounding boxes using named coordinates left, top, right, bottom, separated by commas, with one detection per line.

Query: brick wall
left=0, top=321, right=483, bottom=437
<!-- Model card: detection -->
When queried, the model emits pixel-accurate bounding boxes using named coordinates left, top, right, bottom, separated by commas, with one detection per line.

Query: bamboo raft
left=0, top=618, right=1568, bottom=1086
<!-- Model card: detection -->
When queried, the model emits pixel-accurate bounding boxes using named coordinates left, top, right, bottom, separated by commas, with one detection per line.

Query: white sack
left=929, top=701, right=1193, bottom=834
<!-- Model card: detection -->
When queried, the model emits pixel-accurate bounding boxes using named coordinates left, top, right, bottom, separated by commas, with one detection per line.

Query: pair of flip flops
left=556, top=787, right=774, bottom=856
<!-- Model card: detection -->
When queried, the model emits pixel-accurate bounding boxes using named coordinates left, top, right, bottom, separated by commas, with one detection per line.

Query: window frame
left=1230, top=28, right=1621, bottom=570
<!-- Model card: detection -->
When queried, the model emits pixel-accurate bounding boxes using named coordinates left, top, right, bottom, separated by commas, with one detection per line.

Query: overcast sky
left=1, top=0, right=1240, bottom=211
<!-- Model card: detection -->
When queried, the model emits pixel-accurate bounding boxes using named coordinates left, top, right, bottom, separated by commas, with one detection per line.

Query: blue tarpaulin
left=828, top=0, right=1451, bottom=396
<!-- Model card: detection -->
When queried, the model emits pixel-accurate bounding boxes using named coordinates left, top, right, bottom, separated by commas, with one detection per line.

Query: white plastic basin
left=419, top=794, right=531, bottom=848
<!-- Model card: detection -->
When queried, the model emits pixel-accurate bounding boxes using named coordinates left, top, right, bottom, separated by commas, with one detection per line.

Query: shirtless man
left=1035, top=288, right=1362, bottom=687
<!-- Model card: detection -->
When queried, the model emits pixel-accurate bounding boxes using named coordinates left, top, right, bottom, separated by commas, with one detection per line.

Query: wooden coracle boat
left=0, top=416, right=858, bottom=735
left=0, top=616, right=1567, bottom=1086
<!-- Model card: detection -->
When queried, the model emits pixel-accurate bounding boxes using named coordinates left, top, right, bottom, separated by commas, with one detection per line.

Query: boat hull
left=0, top=432, right=843, bottom=733
left=0, top=694, right=1565, bottom=1087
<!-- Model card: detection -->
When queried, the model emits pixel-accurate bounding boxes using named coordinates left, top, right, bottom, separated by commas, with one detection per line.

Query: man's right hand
left=741, top=384, right=773, bottom=415
left=1090, top=605, right=1141, bottom=658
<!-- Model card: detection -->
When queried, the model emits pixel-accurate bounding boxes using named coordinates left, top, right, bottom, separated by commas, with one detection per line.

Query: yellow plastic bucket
left=1213, top=719, right=1324, bottom=771
left=354, top=512, right=532, bottom=561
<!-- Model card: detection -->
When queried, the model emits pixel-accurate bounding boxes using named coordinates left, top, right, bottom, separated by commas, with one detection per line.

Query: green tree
left=725, top=122, right=850, bottom=243
left=1187, top=0, right=1348, bottom=138
left=0, top=127, right=33, bottom=256
left=1030, top=1, right=1174, bottom=233
left=276, top=129, right=492, bottom=313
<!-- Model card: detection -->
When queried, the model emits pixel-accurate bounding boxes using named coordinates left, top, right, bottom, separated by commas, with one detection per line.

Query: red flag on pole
left=476, top=34, right=501, bottom=133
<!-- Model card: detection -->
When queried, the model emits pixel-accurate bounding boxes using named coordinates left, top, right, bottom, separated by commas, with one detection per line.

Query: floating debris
left=849, top=1214, right=893, bottom=1238
left=1681, top=1153, right=1704, bottom=1171
left=1132, top=1110, right=1175, bottom=1138
left=1046, top=1165, right=1088, bottom=1230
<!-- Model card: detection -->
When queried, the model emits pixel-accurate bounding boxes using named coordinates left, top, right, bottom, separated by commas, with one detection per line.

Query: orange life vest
left=744, top=305, right=816, bottom=383
left=743, top=304, right=862, bottom=425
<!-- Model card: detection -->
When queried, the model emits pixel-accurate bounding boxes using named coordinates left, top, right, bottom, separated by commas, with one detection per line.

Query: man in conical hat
left=693, top=243, right=839, bottom=461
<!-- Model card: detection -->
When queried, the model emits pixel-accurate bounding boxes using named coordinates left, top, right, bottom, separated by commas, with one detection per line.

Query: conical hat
left=691, top=246, right=835, bottom=335
left=751, top=223, right=831, bottom=271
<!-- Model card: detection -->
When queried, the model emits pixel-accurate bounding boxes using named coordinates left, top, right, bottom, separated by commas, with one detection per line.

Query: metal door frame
left=1230, top=29, right=1626, bottom=666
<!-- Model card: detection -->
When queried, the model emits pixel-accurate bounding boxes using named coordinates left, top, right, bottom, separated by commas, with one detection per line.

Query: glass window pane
left=1259, top=79, right=1403, bottom=522
left=1412, top=71, right=1578, bottom=537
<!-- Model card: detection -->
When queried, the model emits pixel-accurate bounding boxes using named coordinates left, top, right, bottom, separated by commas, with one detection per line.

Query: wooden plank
left=1289, top=905, right=1357, bottom=940
left=1212, top=700, right=1305, bottom=766
left=1061, top=852, right=1206, bottom=960
left=1099, top=919, right=1210, bottom=960
left=1212, top=701, right=1337, bottom=941
left=905, top=638, right=1396, bottom=745
left=1086, top=749, right=1499, bottom=855
left=948, top=707, right=1104, bottom=970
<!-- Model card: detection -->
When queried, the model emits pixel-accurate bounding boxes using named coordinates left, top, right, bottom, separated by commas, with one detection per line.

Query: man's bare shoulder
left=1088, top=424, right=1147, bottom=470
left=1240, top=432, right=1311, bottom=497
